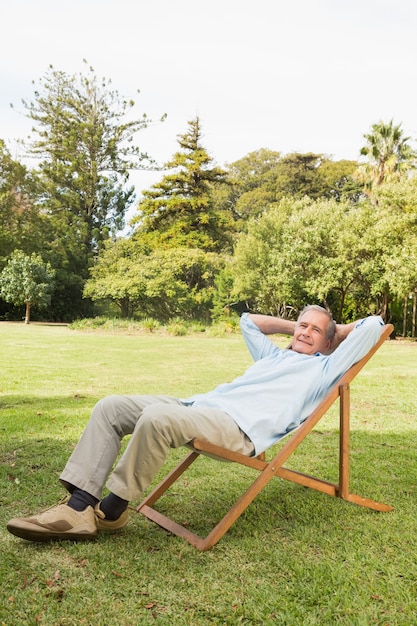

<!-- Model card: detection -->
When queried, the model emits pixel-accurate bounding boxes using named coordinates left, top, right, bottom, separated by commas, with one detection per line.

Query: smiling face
left=292, top=309, right=332, bottom=355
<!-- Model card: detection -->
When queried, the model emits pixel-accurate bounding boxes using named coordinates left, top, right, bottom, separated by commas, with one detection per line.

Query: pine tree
left=19, top=63, right=162, bottom=251
left=133, top=117, right=233, bottom=252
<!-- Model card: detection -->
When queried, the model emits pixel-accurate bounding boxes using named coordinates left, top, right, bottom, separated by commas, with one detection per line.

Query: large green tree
left=84, top=238, right=223, bottom=321
left=318, top=159, right=364, bottom=203
left=10, top=62, right=164, bottom=320
left=216, top=151, right=362, bottom=227
left=0, top=141, right=43, bottom=265
left=231, top=195, right=414, bottom=324
left=373, top=179, right=417, bottom=335
left=231, top=197, right=299, bottom=316
left=18, top=62, right=163, bottom=248
left=215, top=149, right=282, bottom=224
left=132, top=117, right=233, bottom=252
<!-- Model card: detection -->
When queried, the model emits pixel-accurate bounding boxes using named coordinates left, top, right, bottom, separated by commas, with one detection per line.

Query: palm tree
left=359, top=119, right=415, bottom=188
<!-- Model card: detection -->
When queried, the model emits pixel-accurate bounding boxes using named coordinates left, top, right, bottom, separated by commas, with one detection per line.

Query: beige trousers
left=60, top=395, right=254, bottom=502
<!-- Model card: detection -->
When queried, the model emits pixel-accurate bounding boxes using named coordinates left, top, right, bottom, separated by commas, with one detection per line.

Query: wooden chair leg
left=137, top=450, right=199, bottom=510
left=337, top=382, right=393, bottom=512
left=339, top=382, right=350, bottom=499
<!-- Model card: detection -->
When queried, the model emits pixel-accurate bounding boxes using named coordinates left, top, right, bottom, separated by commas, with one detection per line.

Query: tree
left=0, top=140, right=42, bottom=265
left=0, top=140, right=25, bottom=260
left=132, top=117, right=233, bottom=252
left=82, top=238, right=147, bottom=318
left=215, top=151, right=363, bottom=228
left=84, top=239, right=223, bottom=321
left=231, top=195, right=409, bottom=323
left=10, top=62, right=164, bottom=319
left=270, top=152, right=329, bottom=200
left=317, top=159, right=364, bottom=203
left=357, top=119, right=415, bottom=194
left=213, top=149, right=282, bottom=224
left=231, top=197, right=300, bottom=316
left=18, top=62, right=164, bottom=248
left=373, top=179, right=417, bottom=335
left=0, top=141, right=62, bottom=319
left=0, top=250, right=55, bottom=323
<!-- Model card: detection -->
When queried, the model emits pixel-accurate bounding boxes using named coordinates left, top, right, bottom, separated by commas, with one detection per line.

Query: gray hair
left=298, top=305, right=336, bottom=341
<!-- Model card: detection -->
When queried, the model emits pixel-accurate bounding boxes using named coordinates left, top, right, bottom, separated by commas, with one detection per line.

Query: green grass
left=1, top=322, right=416, bottom=626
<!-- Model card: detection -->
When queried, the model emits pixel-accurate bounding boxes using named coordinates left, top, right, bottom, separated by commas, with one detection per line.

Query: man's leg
left=60, top=394, right=181, bottom=499
left=7, top=396, right=253, bottom=541
left=106, top=402, right=254, bottom=502
left=6, top=395, right=181, bottom=541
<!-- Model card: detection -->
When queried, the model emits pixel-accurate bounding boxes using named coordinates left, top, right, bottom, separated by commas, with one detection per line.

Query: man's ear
left=324, top=339, right=336, bottom=355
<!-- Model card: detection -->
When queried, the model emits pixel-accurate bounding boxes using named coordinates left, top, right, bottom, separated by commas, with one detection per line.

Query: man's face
left=292, top=310, right=332, bottom=355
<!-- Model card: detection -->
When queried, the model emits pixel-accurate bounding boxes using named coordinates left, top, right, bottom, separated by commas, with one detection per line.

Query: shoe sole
left=7, top=521, right=97, bottom=542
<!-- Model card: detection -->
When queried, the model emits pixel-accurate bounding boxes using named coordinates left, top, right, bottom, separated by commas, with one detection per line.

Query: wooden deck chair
left=137, top=323, right=394, bottom=551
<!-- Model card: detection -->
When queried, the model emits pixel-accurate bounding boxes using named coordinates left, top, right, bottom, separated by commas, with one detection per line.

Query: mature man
left=7, top=306, right=384, bottom=542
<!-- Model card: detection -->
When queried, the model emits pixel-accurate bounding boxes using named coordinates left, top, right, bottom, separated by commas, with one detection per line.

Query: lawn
left=0, top=322, right=416, bottom=625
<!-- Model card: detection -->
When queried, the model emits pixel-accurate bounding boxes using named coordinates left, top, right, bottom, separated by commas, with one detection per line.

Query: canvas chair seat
left=137, top=323, right=394, bottom=551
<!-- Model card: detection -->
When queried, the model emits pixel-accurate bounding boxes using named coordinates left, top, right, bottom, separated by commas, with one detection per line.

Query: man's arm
left=324, top=315, right=384, bottom=380
left=247, top=314, right=296, bottom=336
left=329, top=321, right=357, bottom=353
left=240, top=313, right=288, bottom=361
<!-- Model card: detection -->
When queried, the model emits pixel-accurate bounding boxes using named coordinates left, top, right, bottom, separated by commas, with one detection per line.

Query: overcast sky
left=1, top=0, right=417, bottom=200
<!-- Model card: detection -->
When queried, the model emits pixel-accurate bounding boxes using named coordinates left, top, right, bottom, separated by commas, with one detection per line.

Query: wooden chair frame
left=137, top=324, right=394, bottom=551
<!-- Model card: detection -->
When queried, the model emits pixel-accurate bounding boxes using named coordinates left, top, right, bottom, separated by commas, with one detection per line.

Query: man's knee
left=140, top=405, right=186, bottom=447
left=140, top=404, right=172, bottom=430
left=91, top=395, right=121, bottom=422
left=91, top=395, right=135, bottom=437
left=93, top=395, right=117, bottom=413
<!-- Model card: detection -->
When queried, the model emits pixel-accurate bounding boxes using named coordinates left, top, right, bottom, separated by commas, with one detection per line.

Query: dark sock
left=99, top=492, right=129, bottom=520
left=67, top=488, right=99, bottom=512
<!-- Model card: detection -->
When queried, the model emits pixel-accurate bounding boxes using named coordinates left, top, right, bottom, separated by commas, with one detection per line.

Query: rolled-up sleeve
left=240, top=313, right=280, bottom=361
left=323, top=316, right=384, bottom=386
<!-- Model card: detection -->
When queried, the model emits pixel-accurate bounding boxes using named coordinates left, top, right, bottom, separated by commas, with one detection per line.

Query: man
left=7, top=306, right=384, bottom=542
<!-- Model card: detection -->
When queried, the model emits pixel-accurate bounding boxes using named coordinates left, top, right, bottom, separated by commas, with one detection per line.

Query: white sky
left=1, top=0, right=417, bottom=201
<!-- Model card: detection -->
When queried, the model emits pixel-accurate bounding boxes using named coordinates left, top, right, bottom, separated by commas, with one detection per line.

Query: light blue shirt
left=183, top=313, right=384, bottom=455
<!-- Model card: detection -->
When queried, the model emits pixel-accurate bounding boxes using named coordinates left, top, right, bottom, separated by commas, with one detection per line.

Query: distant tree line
left=1, top=63, right=416, bottom=334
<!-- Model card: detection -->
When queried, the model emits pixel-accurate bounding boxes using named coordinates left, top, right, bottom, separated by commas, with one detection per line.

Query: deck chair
left=137, top=323, right=394, bottom=551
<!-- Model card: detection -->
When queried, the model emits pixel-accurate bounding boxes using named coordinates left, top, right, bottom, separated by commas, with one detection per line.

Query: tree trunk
left=403, top=295, right=408, bottom=337
left=25, top=302, right=31, bottom=324
left=379, top=291, right=389, bottom=321
left=413, top=290, right=417, bottom=338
